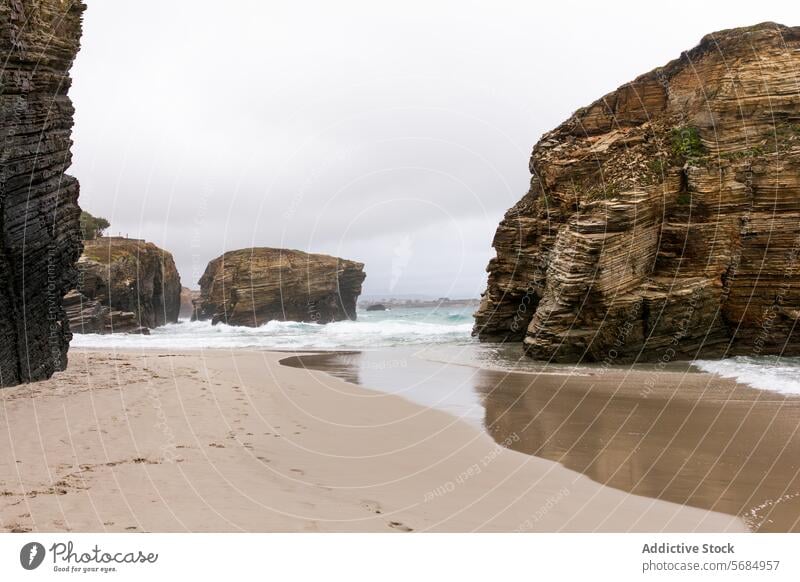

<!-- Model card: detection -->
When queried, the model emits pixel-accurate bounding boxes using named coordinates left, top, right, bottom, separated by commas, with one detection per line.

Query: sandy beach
left=0, top=349, right=747, bottom=533
left=290, top=348, right=800, bottom=532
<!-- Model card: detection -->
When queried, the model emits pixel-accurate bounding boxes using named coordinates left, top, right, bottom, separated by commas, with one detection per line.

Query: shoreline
left=284, top=348, right=800, bottom=532
left=0, top=348, right=746, bottom=532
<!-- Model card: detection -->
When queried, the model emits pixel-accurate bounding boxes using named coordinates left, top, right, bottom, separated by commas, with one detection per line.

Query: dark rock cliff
left=66, top=237, right=181, bottom=334
left=193, top=248, right=365, bottom=326
left=0, top=0, right=85, bottom=386
left=474, top=23, right=800, bottom=362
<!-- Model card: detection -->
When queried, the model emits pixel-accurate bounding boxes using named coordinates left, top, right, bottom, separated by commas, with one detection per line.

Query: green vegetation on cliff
left=79, top=211, right=110, bottom=240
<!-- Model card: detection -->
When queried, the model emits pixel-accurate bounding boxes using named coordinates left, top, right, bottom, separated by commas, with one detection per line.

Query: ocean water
left=71, top=305, right=800, bottom=395
left=70, top=305, right=475, bottom=350
left=693, top=356, right=800, bottom=395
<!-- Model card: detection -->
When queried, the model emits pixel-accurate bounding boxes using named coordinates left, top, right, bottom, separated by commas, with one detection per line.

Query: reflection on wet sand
left=282, top=352, right=363, bottom=386
left=283, top=349, right=800, bottom=531
left=475, top=368, right=800, bottom=532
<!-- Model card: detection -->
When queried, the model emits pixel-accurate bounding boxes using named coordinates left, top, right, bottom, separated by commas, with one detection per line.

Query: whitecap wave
left=71, top=313, right=474, bottom=350
left=693, top=356, right=800, bottom=395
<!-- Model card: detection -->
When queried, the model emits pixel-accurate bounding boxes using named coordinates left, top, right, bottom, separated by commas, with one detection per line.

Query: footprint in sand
left=361, top=500, right=383, bottom=515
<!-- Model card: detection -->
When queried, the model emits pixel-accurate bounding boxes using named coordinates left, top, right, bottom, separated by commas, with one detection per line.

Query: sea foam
left=693, top=356, right=800, bottom=395
left=71, top=307, right=474, bottom=351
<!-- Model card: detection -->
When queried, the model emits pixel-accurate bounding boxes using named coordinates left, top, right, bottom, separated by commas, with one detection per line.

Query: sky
left=69, top=0, right=798, bottom=296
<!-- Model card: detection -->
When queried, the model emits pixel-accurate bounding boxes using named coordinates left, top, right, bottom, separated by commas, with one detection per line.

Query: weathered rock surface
left=179, top=286, right=199, bottom=320
left=0, top=1, right=85, bottom=387
left=63, top=289, right=149, bottom=335
left=67, top=237, right=181, bottom=334
left=474, top=23, right=800, bottom=362
left=193, top=248, right=365, bottom=326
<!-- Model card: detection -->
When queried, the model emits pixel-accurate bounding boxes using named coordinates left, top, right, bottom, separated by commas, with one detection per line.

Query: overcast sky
left=69, top=0, right=797, bottom=296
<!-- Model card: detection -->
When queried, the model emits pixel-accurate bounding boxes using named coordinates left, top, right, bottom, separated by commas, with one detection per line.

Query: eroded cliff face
left=66, top=237, right=181, bottom=334
left=474, top=23, right=800, bottom=362
left=193, top=248, right=365, bottom=326
left=0, top=1, right=85, bottom=386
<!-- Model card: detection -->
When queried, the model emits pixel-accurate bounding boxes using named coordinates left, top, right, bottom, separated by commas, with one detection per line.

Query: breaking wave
left=71, top=307, right=475, bottom=350
left=693, top=356, right=800, bottom=395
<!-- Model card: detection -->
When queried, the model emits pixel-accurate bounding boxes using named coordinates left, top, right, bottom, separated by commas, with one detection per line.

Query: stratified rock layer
left=0, top=1, right=85, bottom=386
left=67, top=237, right=181, bottom=334
left=193, top=248, right=365, bottom=326
left=474, top=23, right=800, bottom=362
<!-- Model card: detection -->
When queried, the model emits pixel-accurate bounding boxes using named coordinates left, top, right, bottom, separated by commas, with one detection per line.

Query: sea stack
left=193, top=248, right=366, bottom=326
left=65, top=237, right=182, bottom=334
left=474, top=23, right=800, bottom=362
left=0, top=1, right=85, bottom=386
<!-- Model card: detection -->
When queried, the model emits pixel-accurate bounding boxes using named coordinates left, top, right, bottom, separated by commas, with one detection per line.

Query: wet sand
left=289, top=348, right=800, bottom=532
left=0, top=349, right=743, bottom=532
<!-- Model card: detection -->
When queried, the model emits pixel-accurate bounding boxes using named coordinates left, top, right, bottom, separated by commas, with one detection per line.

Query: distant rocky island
left=65, top=237, right=182, bottom=334
left=474, top=23, right=800, bottom=362
left=192, top=248, right=365, bottom=326
left=0, top=1, right=85, bottom=387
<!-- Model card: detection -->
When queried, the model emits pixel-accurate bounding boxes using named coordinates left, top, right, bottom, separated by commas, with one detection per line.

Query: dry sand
left=0, top=349, right=745, bottom=532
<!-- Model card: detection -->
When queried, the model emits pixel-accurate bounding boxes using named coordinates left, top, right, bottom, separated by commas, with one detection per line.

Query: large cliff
left=0, top=1, right=85, bottom=386
left=193, top=248, right=365, bottom=326
left=66, top=237, right=181, bottom=334
left=474, top=23, right=800, bottom=362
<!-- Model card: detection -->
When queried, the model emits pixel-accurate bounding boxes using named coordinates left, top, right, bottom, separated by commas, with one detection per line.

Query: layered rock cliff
left=474, top=23, right=800, bottom=362
left=66, top=237, right=181, bottom=334
left=0, top=1, right=85, bottom=386
left=193, top=248, right=365, bottom=326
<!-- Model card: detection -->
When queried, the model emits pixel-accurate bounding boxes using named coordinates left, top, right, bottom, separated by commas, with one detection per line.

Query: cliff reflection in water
left=282, top=348, right=800, bottom=532
left=473, top=367, right=800, bottom=532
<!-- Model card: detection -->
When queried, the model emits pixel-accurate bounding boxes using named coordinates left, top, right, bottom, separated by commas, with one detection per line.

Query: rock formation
left=66, top=237, right=181, bottom=334
left=179, top=286, right=199, bottom=320
left=63, top=289, right=149, bottom=335
left=0, top=1, right=85, bottom=387
left=474, top=23, right=800, bottom=362
left=193, top=248, right=365, bottom=326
